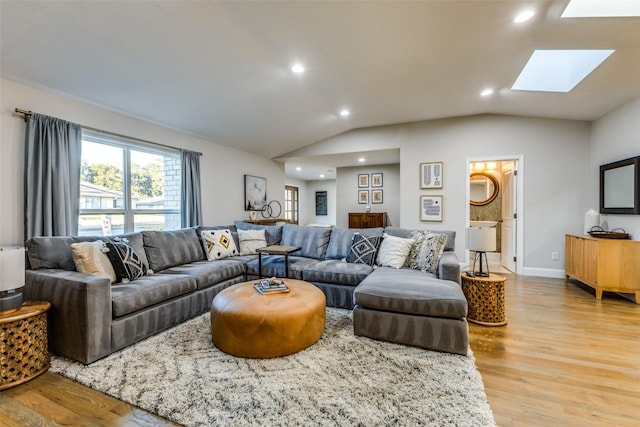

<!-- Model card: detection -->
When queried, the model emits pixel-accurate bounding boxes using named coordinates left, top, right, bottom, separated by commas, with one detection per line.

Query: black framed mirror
left=600, top=156, right=640, bottom=215
left=470, top=172, right=499, bottom=206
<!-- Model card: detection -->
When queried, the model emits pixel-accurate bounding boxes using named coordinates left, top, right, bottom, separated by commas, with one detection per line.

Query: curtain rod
left=13, top=107, right=201, bottom=155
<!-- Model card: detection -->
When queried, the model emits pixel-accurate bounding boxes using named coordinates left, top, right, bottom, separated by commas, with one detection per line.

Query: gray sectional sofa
left=24, top=222, right=468, bottom=364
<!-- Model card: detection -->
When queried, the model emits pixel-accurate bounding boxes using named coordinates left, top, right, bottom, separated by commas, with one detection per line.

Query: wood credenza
left=348, top=212, right=386, bottom=228
left=565, top=234, right=640, bottom=303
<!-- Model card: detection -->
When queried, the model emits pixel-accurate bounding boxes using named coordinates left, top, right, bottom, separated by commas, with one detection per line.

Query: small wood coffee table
left=210, top=279, right=326, bottom=358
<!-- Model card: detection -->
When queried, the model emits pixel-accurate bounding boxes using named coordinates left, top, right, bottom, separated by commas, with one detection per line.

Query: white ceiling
left=2, top=1, right=639, bottom=180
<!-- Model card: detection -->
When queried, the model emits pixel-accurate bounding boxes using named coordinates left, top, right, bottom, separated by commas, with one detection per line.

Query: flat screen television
left=600, top=155, right=640, bottom=215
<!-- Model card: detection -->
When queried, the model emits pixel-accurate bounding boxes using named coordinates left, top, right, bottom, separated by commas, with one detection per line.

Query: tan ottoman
left=211, top=279, right=326, bottom=358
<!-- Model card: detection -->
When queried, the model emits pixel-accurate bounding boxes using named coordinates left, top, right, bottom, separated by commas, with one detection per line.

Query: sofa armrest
left=25, top=269, right=112, bottom=364
left=438, top=251, right=460, bottom=284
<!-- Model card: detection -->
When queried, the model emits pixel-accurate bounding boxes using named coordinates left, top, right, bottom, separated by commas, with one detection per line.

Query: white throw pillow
left=71, top=240, right=117, bottom=283
left=376, top=233, right=415, bottom=269
left=201, top=229, right=239, bottom=261
left=238, top=229, right=267, bottom=255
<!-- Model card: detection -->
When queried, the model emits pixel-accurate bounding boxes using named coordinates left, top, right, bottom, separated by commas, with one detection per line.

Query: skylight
left=562, top=0, right=640, bottom=18
left=511, top=50, right=615, bottom=93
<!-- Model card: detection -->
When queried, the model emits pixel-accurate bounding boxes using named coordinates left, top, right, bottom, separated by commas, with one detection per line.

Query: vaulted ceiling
left=2, top=1, right=639, bottom=179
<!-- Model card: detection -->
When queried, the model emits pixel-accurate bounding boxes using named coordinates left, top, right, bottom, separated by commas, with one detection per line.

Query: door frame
left=465, top=155, right=524, bottom=274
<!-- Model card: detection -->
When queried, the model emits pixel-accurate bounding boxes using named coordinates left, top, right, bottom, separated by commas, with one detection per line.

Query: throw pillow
left=376, top=233, right=415, bottom=269
left=70, top=240, right=117, bottom=284
left=407, top=231, right=448, bottom=274
left=238, top=229, right=267, bottom=255
left=104, top=241, right=148, bottom=283
left=201, top=229, right=239, bottom=261
left=346, top=233, right=383, bottom=266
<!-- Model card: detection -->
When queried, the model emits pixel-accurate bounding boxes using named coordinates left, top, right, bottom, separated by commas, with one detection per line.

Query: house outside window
left=78, top=131, right=181, bottom=235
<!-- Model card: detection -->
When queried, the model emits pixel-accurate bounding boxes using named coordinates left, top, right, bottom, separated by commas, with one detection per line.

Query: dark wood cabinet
left=348, top=212, right=387, bottom=228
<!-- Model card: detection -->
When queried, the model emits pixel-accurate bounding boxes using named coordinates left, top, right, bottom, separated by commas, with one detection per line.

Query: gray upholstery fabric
left=384, top=227, right=456, bottom=252
left=353, top=306, right=469, bottom=355
left=245, top=255, right=319, bottom=280
left=111, top=274, right=197, bottom=318
left=325, top=227, right=384, bottom=260
left=439, top=251, right=461, bottom=284
left=354, top=267, right=467, bottom=319
left=160, top=259, right=246, bottom=290
left=280, top=224, right=331, bottom=260
left=310, top=281, right=356, bottom=309
left=302, top=260, right=373, bottom=286
left=143, top=228, right=204, bottom=272
left=234, top=221, right=283, bottom=246
left=197, top=225, right=239, bottom=255
left=24, top=269, right=112, bottom=364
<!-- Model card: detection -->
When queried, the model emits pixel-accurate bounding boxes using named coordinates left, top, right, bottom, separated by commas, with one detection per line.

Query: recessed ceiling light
left=514, top=10, right=535, bottom=23
left=480, top=88, right=494, bottom=97
left=512, top=49, right=615, bottom=93
left=295, top=167, right=301, bottom=171
left=358, top=157, right=365, bottom=163
left=339, top=109, right=350, bottom=117
left=320, top=174, right=325, bottom=178
left=291, top=63, right=305, bottom=74
left=562, top=0, right=640, bottom=17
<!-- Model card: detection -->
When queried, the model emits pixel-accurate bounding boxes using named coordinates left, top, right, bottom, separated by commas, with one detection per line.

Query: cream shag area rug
left=51, top=308, right=495, bottom=427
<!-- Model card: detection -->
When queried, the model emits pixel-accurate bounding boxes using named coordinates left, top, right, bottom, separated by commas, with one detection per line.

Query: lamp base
left=0, top=290, right=23, bottom=314
left=471, top=251, right=491, bottom=277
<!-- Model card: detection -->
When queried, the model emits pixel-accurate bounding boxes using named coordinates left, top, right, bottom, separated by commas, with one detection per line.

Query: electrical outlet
left=551, top=251, right=560, bottom=261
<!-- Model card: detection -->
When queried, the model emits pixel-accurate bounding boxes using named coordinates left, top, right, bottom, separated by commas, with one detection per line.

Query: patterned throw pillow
left=105, top=241, right=148, bottom=283
left=238, top=229, right=267, bottom=255
left=201, top=229, right=239, bottom=261
left=376, top=233, right=415, bottom=269
left=347, top=233, right=382, bottom=266
left=407, top=231, right=448, bottom=274
left=71, top=240, right=117, bottom=284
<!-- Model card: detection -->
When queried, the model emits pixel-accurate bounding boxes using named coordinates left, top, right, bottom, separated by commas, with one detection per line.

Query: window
left=78, top=131, right=181, bottom=236
left=284, top=185, right=299, bottom=224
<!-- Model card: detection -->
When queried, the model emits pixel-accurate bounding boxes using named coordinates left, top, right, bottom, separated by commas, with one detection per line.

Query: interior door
left=501, top=165, right=517, bottom=272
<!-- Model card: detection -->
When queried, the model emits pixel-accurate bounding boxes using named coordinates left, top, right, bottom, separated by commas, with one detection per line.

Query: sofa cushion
left=385, top=227, right=456, bottom=252
left=143, top=229, right=204, bottom=272
left=245, top=256, right=319, bottom=280
left=325, top=227, right=384, bottom=260
left=235, top=221, right=282, bottom=246
left=302, top=260, right=373, bottom=286
left=280, top=224, right=331, bottom=260
left=198, top=225, right=239, bottom=253
left=377, top=234, right=415, bottom=269
left=238, top=229, right=267, bottom=255
left=105, top=241, right=148, bottom=283
left=354, top=267, right=467, bottom=319
left=160, top=259, right=246, bottom=290
left=407, top=231, right=448, bottom=274
left=346, top=233, right=383, bottom=266
left=111, top=273, right=197, bottom=318
left=201, top=229, right=239, bottom=260
left=70, top=240, right=117, bottom=283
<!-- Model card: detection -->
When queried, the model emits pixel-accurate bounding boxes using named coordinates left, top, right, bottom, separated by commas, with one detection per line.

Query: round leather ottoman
left=210, top=279, right=326, bottom=358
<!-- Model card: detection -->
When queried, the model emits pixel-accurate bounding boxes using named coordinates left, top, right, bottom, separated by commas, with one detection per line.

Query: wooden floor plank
left=1, top=273, right=638, bottom=426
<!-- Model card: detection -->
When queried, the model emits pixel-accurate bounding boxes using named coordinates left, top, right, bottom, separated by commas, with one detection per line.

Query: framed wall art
left=358, top=174, right=369, bottom=188
left=244, top=174, right=267, bottom=211
left=371, top=173, right=383, bottom=187
left=315, top=191, right=328, bottom=216
left=420, top=195, right=443, bottom=221
left=372, top=189, right=383, bottom=204
left=420, top=162, right=443, bottom=189
left=358, top=190, right=369, bottom=204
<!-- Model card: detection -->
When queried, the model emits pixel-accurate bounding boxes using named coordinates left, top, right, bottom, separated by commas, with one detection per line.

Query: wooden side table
left=461, top=273, right=507, bottom=326
left=0, top=301, right=51, bottom=390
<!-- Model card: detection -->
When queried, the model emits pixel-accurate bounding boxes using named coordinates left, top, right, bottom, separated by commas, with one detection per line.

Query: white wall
left=336, top=164, right=400, bottom=228
left=0, top=78, right=285, bottom=245
left=305, top=180, right=337, bottom=226
left=590, top=97, right=640, bottom=239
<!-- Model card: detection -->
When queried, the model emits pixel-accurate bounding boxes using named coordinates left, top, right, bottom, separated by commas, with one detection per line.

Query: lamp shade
left=467, top=227, right=497, bottom=252
left=0, top=246, right=25, bottom=292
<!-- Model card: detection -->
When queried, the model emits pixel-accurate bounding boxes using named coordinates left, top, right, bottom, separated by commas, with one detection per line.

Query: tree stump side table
left=0, top=301, right=51, bottom=390
left=461, top=273, right=507, bottom=326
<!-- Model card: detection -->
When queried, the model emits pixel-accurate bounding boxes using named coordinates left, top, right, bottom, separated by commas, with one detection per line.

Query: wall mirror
left=470, top=172, right=499, bottom=206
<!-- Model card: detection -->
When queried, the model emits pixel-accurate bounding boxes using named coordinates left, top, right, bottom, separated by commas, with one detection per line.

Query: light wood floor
left=1, top=275, right=638, bottom=426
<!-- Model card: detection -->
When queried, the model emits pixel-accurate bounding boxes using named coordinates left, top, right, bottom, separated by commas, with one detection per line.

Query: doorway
left=466, top=156, right=524, bottom=274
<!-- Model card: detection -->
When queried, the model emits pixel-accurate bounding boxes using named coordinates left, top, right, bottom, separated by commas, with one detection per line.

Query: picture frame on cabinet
left=420, top=162, right=443, bottom=189
left=420, top=195, right=443, bottom=221
left=244, top=175, right=267, bottom=211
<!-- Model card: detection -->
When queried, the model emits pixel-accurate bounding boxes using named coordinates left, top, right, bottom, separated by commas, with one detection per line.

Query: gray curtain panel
left=24, top=113, right=82, bottom=239
left=181, top=149, right=203, bottom=228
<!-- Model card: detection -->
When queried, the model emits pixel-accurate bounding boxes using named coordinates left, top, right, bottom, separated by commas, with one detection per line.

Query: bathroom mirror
left=470, top=172, right=499, bottom=206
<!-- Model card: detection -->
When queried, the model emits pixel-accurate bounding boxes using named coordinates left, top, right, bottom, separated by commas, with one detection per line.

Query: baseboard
left=521, top=267, right=565, bottom=279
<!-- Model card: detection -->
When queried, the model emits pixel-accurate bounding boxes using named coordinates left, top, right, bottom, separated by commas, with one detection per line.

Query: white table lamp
left=467, top=227, right=497, bottom=277
left=0, top=246, right=25, bottom=313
